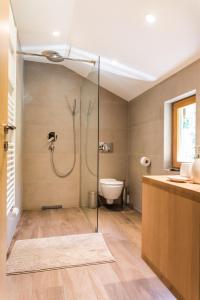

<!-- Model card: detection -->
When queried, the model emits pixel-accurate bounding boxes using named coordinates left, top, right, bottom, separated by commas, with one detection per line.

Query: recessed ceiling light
left=52, top=31, right=61, bottom=37
left=111, top=60, right=118, bottom=66
left=145, top=14, right=156, bottom=24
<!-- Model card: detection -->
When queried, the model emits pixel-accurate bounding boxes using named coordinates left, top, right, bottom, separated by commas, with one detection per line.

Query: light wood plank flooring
left=7, top=207, right=176, bottom=300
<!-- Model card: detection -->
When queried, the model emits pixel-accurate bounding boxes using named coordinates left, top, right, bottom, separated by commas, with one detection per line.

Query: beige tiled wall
left=99, top=88, right=128, bottom=182
left=23, top=59, right=200, bottom=211
left=128, top=59, right=200, bottom=211
left=23, top=62, right=82, bottom=209
left=23, top=61, right=129, bottom=210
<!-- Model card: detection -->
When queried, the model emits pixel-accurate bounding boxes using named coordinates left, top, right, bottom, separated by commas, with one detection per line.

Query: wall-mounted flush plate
left=99, top=142, right=113, bottom=153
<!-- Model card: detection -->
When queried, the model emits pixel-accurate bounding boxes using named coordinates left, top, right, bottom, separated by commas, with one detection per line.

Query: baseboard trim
left=133, top=206, right=142, bottom=213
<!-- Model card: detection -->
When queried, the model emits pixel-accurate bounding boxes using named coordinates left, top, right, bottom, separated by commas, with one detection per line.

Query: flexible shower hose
left=85, top=112, right=97, bottom=177
left=49, top=114, right=76, bottom=178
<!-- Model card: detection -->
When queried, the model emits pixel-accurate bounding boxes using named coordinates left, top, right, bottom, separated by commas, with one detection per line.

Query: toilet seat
left=100, top=178, right=116, bottom=183
left=101, top=180, right=123, bottom=186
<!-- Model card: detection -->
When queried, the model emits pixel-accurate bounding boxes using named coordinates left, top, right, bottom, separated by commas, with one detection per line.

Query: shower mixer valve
left=48, top=132, right=57, bottom=152
left=48, top=132, right=57, bottom=143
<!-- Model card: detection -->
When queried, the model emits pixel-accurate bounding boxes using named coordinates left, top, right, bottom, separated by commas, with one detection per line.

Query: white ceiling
left=11, top=0, right=200, bottom=101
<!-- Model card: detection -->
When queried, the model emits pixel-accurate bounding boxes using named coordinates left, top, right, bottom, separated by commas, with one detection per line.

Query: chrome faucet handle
left=48, top=137, right=55, bottom=143
left=48, top=142, right=55, bottom=151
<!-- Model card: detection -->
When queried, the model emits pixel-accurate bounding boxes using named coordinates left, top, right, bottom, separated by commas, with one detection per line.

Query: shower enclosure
left=22, top=55, right=100, bottom=234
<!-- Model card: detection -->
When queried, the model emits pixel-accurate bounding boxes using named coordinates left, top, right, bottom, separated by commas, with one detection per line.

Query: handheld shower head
left=48, top=137, right=55, bottom=143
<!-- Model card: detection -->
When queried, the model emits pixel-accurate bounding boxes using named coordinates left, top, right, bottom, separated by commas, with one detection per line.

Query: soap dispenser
left=191, top=146, right=200, bottom=184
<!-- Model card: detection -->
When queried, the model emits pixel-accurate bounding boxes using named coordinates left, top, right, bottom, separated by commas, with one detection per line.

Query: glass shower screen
left=80, top=57, right=100, bottom=232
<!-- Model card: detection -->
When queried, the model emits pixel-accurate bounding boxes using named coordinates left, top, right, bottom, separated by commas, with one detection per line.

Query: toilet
left=99, top=178, right=124, bottom=204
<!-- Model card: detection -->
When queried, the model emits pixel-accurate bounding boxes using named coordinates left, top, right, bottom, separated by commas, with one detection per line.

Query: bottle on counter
left=191, top=146, right=200, bottom=184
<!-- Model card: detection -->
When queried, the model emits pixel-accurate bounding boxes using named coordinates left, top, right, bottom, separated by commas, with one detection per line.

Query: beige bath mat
left=7, top=233, right=115, bottom=275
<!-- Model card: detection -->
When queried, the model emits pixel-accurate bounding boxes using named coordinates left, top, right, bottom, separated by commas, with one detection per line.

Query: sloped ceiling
left=11, top=0, right=200, bottom=101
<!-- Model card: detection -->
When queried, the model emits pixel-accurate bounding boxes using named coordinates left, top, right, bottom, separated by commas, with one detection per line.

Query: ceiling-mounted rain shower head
left=42, top=50, right=64, bottom=62
left=17, top=50, right=96, bottom=64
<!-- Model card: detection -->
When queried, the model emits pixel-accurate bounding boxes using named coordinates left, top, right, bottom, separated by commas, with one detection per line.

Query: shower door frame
left=79, top=56, right=100, bottom=233
left=96, top=56, right=100, bottom=232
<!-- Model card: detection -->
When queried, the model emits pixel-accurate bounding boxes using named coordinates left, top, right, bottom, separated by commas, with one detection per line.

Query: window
left=172, top=95, right=196, bottom=168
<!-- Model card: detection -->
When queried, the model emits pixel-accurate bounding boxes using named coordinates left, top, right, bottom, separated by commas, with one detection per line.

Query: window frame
left=172, top=95, right=196, bottom=168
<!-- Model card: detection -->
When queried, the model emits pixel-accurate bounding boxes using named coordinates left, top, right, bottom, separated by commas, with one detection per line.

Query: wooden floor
left=7, top=207, right=176, bottom=300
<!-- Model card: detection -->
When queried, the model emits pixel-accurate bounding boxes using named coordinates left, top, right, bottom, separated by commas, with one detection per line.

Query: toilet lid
left=101, top=180, right=123, bottom=186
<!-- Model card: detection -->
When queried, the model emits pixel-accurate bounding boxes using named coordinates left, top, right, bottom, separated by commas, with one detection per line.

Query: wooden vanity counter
left=142, top=175, right=200, bottom=300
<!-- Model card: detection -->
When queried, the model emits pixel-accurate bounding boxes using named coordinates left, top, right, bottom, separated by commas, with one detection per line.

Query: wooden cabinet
left=142, top=176, right=200, bottom=300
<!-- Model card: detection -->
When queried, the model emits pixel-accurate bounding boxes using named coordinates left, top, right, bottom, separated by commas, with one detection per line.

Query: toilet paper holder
left=140, top=156, right=151, bottom=167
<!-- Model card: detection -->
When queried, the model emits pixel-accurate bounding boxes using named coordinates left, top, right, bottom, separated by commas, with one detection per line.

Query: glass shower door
left=80, top=57, right=100, bottom=232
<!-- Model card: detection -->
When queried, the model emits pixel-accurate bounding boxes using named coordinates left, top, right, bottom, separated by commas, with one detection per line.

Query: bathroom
left=0, top=1, right=200, bottom=299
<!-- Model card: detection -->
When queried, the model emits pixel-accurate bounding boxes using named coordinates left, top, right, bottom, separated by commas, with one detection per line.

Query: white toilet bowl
left=99, top=178, right=124, bottom=204
left=99, top=178, right=116, bottom=196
